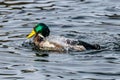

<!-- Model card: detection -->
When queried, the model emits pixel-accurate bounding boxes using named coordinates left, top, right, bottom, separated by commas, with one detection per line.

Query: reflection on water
left=0, top=0, right=120, bottom=80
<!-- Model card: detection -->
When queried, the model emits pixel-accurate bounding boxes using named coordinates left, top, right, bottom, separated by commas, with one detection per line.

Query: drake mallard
left=27, top=23, right=100, bottom=52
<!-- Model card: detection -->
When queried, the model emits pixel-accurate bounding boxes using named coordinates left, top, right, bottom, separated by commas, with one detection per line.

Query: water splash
left=22, top=39, right=34, bottom=48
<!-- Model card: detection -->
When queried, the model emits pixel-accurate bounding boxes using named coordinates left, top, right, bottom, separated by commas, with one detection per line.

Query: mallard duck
left=27, top=23, right=100, bottom=52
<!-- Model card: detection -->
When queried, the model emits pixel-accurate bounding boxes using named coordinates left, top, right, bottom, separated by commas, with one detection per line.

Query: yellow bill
left=27, top=29, right=36, bottom=39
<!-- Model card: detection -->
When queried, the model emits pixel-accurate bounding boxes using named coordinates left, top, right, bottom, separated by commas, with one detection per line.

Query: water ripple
left=0, top=0, right=120, bottom=80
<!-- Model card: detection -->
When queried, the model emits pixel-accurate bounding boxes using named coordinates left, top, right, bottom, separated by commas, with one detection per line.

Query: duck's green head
left=27, top=23, right=50, bottom=39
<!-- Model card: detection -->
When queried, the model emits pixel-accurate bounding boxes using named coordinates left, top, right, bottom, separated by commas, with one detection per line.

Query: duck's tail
left=66, top=39, right=101, bottom=50
left=77, top=40, right=101, bottom=50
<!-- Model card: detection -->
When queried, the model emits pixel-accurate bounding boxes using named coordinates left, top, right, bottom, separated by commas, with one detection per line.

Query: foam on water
left=47, top=35, right=68, bottom=46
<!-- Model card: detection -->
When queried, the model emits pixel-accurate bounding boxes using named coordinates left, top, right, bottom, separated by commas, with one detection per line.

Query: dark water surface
left=0, top=0, right=120, bottom=80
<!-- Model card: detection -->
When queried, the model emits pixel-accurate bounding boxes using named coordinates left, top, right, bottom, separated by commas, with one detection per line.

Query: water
left=0, top=0, right=120, bottom=80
